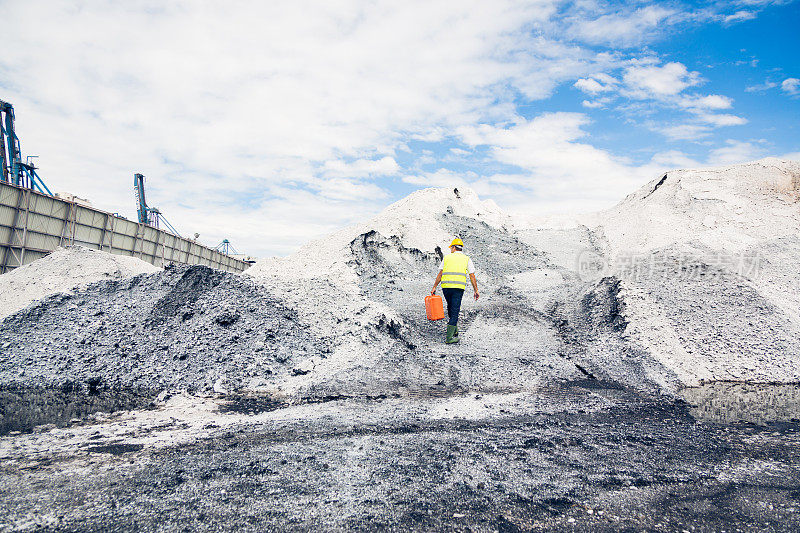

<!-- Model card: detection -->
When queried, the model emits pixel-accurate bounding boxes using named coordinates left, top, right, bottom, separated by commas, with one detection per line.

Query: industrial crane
left=133, top=173, right=182, bottom=236
left=0, top=99, right=53, bottom=194
left=1, top=100, right=247, bottom=262
left=214, top=239, right=238, bottom=255
left=134, top=174, right=245, bottom=257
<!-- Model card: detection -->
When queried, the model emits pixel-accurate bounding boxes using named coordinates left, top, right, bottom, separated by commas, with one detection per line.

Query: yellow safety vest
left=441, top=252, right=470, bottom=289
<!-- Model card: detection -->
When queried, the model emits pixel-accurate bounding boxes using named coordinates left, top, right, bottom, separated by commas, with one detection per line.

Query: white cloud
left=734, top=57, right=759, bottom=67
left=782, top=78, right=800, bottom=95
left=576, top=67, right=745, bottom=139
left=322, top=157, right=400, bottom=178
left=160, top=184, right=387, bottom=257
left=655, top=111, right=746, bottom=142
left=724, top=10, right=757, bottom=23
left=707, top=140, right=763, bottom=165
left=652, top=141, right=774, bottom=170
left=697, top=113, right=748, bottom=127
left=411, top=128, right=449, bottom=143
left=569, top=6, right=679, bottom=47
left=0, top=0, right=787, bottom=255
left=623, top=62, right=702, bottom=98
left=315, top=178, right=390, bottom=201
left=650, top=150, right=702, bottom=169
left=5, top=0, right=592, bottom=256
left=660, top=123, right=713, bottom=141
left=457, top=112, right=662, bottom=211
left=593, top=73, right=619, bottom=85
left=574, top=77, right=612, bottom=94
left=679, top=94, right=733, bottom=110
left=746, top=80, right=779, bottom=92
left=735, top=0, right=791, bottom=7
left=581, top=99, right=606, bottom=109
left=618, top=84, right=748, bottom=141
left=402, top=168, right=474, bottom=188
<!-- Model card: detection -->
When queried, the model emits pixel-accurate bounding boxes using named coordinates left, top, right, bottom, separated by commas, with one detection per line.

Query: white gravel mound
left=591, top=158, right=800, bottom=387
left=596, top=158, right=800, bottom=256
left=0, top=246, right=159, bottom=319
left=243, top=187, right=516, bottom=396
left=245, top=187, right=508, bottom=287
left=248, top=160, right=800, bottom=392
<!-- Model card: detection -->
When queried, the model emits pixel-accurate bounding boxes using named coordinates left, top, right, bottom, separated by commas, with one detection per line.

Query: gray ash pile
left=0, top=264, right=330, bottom=397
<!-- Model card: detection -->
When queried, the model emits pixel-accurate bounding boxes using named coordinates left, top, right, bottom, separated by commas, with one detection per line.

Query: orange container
left=425, top=294, right=445, bottom=321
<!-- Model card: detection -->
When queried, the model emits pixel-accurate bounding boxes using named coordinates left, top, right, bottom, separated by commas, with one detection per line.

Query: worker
left=430, top=238, right=479, bottom=344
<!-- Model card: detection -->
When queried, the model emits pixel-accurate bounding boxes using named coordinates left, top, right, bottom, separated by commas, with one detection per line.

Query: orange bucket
left=425, top=294, right=445, bottom=321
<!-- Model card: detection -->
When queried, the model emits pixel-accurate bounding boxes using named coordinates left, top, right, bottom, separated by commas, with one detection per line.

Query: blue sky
left=2, top=0, right=798, bottom=257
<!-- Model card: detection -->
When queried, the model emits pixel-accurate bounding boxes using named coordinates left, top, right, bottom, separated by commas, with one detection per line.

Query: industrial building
left=0, top=99, right=249, bottom=273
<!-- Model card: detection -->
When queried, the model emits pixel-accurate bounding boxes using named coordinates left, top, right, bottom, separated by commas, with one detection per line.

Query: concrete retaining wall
left=0, top=181, right=248, bottom=273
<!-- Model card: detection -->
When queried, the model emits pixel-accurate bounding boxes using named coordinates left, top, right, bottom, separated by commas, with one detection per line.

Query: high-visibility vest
left=441, top=252, right=470, bottom=289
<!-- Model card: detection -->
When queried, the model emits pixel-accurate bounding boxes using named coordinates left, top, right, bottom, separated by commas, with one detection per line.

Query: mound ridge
left=597, top=158, right=800, bottom=255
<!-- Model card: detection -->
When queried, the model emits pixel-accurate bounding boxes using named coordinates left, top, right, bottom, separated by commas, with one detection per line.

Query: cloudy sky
left=2, top=0, right=798, bottom=257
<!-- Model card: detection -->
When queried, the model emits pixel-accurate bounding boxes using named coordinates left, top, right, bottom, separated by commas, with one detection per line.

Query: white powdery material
left=242, top=187, right=510, bottom=392
left=0, top=246, right=159, bottom=319
left=248, top=161, right=800, bottom=389
left=366, top=186, right=508, bottom=253
left=594, top=158, right=800, bottom=387
left=245, top=187, right=509, bottom=285
left=242, top=277, right=408, bottom=396
left=617, top=282, right=715, bottom=388
left=243, top=186, right=507, bottom=350
left=5, top=161, right=795, bottom=392
left=595, top=158, right=800, bottom=256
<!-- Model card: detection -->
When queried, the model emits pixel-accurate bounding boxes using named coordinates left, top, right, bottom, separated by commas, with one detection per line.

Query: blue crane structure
left=0, top=99, right=53, bottom=195
left=214, top=239, right=238, bottom=255
left=1, top=99, right=241, bottom=257
left=133, top=173, right=182, bottom=236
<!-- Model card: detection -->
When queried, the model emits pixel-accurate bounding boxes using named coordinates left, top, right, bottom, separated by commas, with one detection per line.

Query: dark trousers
left=442, top=288, right=464, bottom=327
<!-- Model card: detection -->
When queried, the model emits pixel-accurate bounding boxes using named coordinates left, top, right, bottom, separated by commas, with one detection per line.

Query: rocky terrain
left=0, top=159, right=798, bottom=531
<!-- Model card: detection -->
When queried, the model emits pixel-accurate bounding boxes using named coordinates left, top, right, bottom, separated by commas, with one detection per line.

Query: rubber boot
left=446, top=324, right=459, bottom=344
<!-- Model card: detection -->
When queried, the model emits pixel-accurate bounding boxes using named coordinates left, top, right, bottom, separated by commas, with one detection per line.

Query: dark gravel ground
left=1, top=385, right=799, bottom=532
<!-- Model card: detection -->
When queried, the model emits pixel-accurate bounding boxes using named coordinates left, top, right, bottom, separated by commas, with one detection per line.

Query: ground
left=1, top=383, right=799, bottom=532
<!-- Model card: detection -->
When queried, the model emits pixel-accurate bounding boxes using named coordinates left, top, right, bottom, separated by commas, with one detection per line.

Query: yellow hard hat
left=450, top=238, right=463, bottom=247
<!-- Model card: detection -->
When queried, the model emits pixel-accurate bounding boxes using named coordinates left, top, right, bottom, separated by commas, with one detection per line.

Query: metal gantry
left=0, top=99, right=250, bottom=272
left=0, top=100, right=52, bottom=194
left=133, top=172, right=182, bottom=237
left=214, top=239, right=239, bottom=255
left=0, top=99, right=52, bottom=271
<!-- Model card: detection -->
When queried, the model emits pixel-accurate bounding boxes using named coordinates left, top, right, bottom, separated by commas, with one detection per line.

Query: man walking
left=430, top=238, right=479, bottom=344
